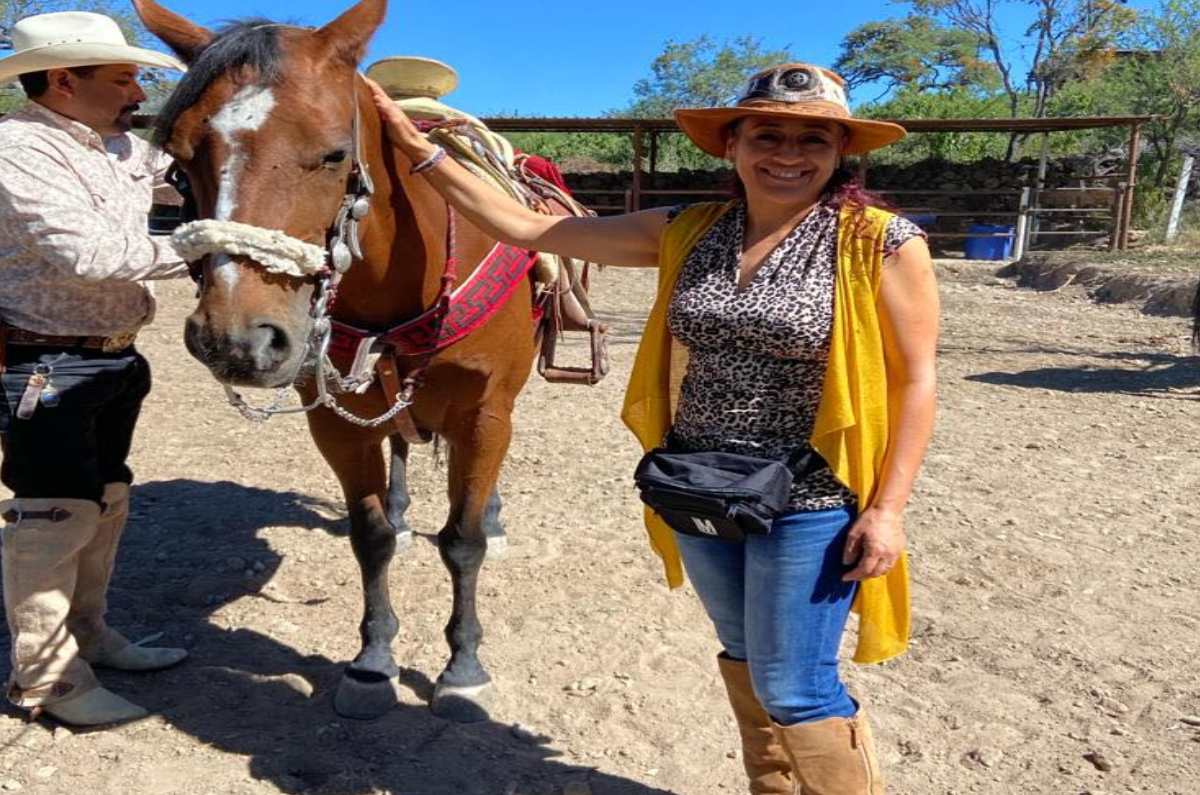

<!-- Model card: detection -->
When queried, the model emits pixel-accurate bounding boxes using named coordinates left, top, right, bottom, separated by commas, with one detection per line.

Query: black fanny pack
left=634, top=445, right=822, bottom=542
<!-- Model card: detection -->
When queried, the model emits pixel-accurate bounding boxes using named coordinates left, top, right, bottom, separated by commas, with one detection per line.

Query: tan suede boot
left=772, top=710, right=884, bottom=795
left=717, top=655, right=796, bottom=794
left=2, top=498, right=146, bottom=726
left=67, top=483, right=187, bottom=672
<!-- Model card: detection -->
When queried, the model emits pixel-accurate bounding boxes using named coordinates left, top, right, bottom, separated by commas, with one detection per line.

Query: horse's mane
left=153, top=20, right=284, bottom=148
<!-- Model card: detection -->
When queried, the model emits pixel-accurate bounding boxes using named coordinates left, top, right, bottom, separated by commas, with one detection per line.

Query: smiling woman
left=371, top=60, right=939, bottom=794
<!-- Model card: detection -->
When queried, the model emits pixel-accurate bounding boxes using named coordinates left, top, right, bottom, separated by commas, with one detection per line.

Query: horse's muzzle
left=184, top=313, right=301, bottom=388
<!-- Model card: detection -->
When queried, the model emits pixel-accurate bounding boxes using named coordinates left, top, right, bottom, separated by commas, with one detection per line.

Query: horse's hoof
left=430, top=681, right=493, bottom=723
left=484, top=533, right=507, bottom=561
left=334, top=673, right=400, bottom=720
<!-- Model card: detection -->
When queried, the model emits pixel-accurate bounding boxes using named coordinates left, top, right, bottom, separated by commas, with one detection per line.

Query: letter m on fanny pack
left=691, top=517, right=719, bottom=536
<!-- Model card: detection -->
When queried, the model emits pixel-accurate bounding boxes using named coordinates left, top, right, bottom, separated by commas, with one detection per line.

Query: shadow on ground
left=0, top=479, right=675, bottom=795
left=966, top=352, right=1200, bottom=397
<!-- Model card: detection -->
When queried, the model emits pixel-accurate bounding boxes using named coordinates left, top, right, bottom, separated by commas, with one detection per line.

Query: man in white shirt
left=0, top=11, right=189, bottom=726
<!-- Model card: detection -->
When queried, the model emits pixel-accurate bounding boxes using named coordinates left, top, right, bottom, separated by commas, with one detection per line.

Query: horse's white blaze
left=209, top=85, right=277, bottom=289
left=211, top=254, right=240, bottom=290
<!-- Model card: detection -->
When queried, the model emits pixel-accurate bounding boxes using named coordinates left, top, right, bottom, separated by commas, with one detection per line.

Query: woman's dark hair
left=18, top=66, right=100, bottom=99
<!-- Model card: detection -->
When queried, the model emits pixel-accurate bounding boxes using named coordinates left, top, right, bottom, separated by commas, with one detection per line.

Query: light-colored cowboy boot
left=717, top=655, right=796, bottom=794
left=67, top=483, right=187, bottom=672
left=2, top=498, right=145, bottom=725
left=772, top=709, right=885, bottom=795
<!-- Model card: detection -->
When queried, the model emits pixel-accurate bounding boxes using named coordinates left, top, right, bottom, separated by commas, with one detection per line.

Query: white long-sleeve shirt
left=0, top=101, right=187, bottom=336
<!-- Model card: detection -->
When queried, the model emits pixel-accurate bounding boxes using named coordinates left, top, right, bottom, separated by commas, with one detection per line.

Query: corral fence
left=485, top=115, right=1153, bottom=257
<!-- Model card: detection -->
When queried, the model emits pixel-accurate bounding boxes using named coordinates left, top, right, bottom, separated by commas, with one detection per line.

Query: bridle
left=170, top=78, right=412, bottom=427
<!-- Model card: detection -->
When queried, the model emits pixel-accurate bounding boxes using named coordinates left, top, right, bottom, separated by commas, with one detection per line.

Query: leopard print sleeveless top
left=667, top=200, right=923, bottom=511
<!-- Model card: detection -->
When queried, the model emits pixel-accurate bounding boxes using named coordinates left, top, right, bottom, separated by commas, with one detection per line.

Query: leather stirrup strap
left=376, top=355, right=431, bottom=445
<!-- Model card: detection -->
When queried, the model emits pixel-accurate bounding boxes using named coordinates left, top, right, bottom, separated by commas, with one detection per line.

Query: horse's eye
left=322, top=150, right=348, bottom=166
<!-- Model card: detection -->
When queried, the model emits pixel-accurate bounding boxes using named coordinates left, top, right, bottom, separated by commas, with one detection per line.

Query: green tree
left=612, top=36, right=794, bottom=170
left=618, top=35, right=793, bottom=118
left=834, top=16, right=997, bottom=97
left=836, top=0, right=1137, bottom=159
left=1051, top=0, right=1200, bottom=189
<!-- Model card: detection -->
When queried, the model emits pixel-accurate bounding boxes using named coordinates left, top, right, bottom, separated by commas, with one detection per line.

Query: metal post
left=1012, top=187, right=1031, bottom=260
left=1120, top=123, right=1141, bottom=249
left=1030, top=132, right=1050, bottom=246
left=1108, top=182, right=1126, bottom=252
left=1165, top=154, right=1194, bottom=242
left=631, top=124, right=643, bottom=213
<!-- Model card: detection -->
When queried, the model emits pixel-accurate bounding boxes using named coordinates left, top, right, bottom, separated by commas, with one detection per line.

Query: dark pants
left=0, top=346, right=150, bottom=504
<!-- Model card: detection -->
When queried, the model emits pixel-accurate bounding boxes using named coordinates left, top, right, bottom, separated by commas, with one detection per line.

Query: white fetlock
left=43, top=686, right=148, bottom=726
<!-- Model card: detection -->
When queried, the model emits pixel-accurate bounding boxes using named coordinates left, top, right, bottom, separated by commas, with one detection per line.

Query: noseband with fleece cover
left=172, top=219, right=329, bottom=278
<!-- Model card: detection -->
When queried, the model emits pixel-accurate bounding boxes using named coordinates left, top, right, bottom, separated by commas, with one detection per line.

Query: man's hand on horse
left=364, top=77, right=436, bottom=162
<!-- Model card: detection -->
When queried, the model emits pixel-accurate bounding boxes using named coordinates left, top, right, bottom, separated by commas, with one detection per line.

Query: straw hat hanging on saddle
left=674, top=62, right=907, bottom=156
left=365, top=56, right=459, bottom=100
left=0, top=11, right=185, bottom=86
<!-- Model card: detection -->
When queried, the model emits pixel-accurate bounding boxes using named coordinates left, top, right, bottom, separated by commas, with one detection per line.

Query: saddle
left=403, top=99, right=609, bottom=385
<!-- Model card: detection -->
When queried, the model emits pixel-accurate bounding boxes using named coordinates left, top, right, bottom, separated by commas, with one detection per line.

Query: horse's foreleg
left=431, top=409, right=511, bottom=722
left=386, top=434, right=414, bottom=551
left=307, top=413, right=400, bottom=720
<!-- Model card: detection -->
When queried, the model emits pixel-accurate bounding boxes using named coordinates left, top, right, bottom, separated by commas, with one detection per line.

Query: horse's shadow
left=0, top=479, right=675, bottom=795
left=966, top=351, right=1200, bottom=397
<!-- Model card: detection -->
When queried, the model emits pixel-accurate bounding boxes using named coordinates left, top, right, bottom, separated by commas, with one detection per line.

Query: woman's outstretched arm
left=367, top=78, right=669, bottom=267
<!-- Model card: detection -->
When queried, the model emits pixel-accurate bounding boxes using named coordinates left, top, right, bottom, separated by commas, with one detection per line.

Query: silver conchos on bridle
left=172, top=87, right=406, bottom=427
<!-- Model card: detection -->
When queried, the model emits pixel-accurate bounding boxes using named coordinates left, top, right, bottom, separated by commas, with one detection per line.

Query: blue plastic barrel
left=903, top=213, right=937, bottom=231
left=964, top=224, right=1015, bottom=260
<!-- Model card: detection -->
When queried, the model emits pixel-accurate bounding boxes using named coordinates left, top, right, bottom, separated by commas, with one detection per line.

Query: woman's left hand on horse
left=841, top=506, right=906, bottom=581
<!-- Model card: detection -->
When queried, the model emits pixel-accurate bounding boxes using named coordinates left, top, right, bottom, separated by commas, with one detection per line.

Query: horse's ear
left=132, top=0, right=215, bottom=63
left=313, top=0, right=387, bottom=66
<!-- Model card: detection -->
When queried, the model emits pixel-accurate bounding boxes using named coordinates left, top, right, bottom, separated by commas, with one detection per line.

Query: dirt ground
left=1, top=261, right=1198, bottom=795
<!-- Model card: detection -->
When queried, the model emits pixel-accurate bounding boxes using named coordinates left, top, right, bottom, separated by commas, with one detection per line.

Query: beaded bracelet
left=410, top=145, right=447, bottom=175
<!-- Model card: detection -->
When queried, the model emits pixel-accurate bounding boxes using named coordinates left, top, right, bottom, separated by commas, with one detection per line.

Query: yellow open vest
left=620, top=200, right=910, bottom=664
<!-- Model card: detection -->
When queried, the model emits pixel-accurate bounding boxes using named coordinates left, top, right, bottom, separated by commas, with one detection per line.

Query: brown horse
left=135, top=0, right=532, bottom=722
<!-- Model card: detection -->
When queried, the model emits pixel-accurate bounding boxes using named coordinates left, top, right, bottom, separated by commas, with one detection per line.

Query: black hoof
left=430, top=680, right=493, bottom=723
left=334, top=671, right=399, bottom=720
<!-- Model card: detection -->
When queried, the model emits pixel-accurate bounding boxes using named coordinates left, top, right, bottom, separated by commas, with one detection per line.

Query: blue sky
left=150, top=0, right=1160, bottom=116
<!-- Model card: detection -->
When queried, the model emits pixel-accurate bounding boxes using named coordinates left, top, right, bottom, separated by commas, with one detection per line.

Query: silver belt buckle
left=102, top=331, right=136, bottom=353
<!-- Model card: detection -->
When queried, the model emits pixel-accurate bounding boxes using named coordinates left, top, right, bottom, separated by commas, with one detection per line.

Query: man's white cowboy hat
left=365, top=56, right=459, bottom=100
left=0, top=12, right=185, bottom=87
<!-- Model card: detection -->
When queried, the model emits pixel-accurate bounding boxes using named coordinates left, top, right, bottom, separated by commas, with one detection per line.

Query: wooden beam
left=1120, top=123, right=1141, bottom=249
left=648, top=131, right=659, bottom=187
left=631, top=125, right=644, bottom=212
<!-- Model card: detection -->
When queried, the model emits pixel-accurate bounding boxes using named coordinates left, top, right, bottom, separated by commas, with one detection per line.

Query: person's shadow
left=0, top=479, right=676, bottom=795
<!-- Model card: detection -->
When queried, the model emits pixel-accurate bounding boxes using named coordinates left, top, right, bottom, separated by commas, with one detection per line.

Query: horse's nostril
left=248, top=321, right=292, bottom=368
left=260, top=323, right=290, bottom=353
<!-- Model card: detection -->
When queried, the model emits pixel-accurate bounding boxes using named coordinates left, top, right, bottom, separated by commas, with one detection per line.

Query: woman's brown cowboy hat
left=675, top=63, right=906, bottom=157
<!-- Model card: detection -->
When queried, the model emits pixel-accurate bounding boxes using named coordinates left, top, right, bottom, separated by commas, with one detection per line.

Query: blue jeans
left=675, top=506, right=859, bottom=726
